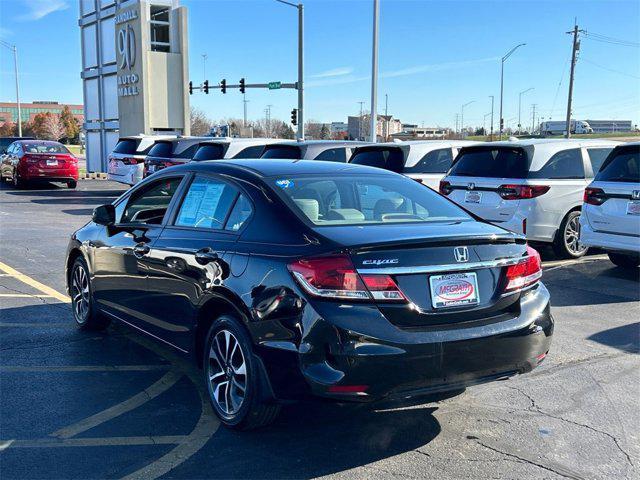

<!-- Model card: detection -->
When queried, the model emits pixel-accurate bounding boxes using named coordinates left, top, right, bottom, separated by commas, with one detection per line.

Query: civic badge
left=632, top=190, right=640, bottom=200
left=467, top=182, right=475, bottom=190
left=454, top=246, right=469, bottom=263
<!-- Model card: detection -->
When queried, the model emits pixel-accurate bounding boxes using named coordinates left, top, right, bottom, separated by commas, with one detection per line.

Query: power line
left=581, top=57, right=640, bottom=79
left=582, top=31, right=640, bottom=47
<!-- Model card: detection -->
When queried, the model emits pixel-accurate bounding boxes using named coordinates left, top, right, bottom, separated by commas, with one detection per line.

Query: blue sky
left=1, top=0, right=639, bottom=128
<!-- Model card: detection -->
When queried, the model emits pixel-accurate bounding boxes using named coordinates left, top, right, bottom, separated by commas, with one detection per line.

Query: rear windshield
left=349, top=147, right=405, bottom=173
left=147, top=141, right=174, bottom=158
left=272, top=174, right=471, bottom=226
left=261, top=145, right=302, bottom=159
left=595, top=145, right=640, bottom=183
left=22, top=142, right=70, bottom=154
left=113, top=139, right=141, bottom=155
left=193, top=144, right=226, bottom=161
left=449, top=146, right=529, bottom=179
left=403, top=148, right=453, bottom=174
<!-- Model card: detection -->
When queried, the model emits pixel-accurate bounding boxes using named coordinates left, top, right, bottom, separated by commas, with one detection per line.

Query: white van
left=440, top=139, right=619, bottom=258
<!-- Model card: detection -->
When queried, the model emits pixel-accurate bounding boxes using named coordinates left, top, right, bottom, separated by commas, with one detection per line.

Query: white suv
left=349, top=140, right=479, bottom=190
left=440, top=139, right=620, bottom=258
left=107, top=135, right=175, bottom=186
left=580, top=142, right=640, bottom=268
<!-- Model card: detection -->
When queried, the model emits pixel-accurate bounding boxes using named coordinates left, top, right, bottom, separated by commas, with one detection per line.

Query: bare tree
left=190, top=107, right=213, bottom=136
left=41, top=113, right=66, bottom=141
left=304, top=120, right=324, bottom=140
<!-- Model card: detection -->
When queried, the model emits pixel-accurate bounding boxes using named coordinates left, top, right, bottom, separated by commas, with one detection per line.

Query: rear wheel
left=608, top=252, right=640, bottom=269
left=553, top=210, right=587, bottom=259
left=12, top=170, right=25, bottom=188
left=204, top=315, right=280, bottom=430
left=70, top=257, right=110, bottom=330
left=67, top=180, right=77, bottom=189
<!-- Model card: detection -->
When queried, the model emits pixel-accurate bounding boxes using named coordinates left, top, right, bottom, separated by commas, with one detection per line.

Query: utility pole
left=531, top=104, right=537, bottom=134
left=454, top=114, right=460, bottom=136
left=265, top=105, right=273, bottom=137
left=461, top=100, right=474, bottom=139
left=0, top=41, right=22, bottom=136
left=565, top=22, right=582, bottom=139
left=243, top=94, right=249, bottom=128
left=357, top=101, right=365, bottom=140
left=489, top=95, right=494, bottom=141
left=518, top=87, right=534, bottom=134
left=369, top=0, right=380, bottom=143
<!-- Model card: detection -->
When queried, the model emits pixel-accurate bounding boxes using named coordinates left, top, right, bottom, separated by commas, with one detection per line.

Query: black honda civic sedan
left=65, top=159, right=552, bottom=429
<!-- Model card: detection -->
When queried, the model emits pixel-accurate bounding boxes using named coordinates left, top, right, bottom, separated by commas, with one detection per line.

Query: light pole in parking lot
left=483, top=112, right=491, bottom=136
left=0, top=40, right=22, bottom=137
left=489, top=95, right=494, bottom=141
left=276, top=0, right=304, bottom=140
left=499, top=43, right=526, bottom=140
left=518, top=87, right=534, bottom=134
left=460, top=100, right=474, bottom=138
left=369, top=0, right=380, bottom=143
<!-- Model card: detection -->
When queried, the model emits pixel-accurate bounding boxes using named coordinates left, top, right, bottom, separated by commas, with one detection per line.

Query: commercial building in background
left=330, top=122, right=348, bottom=137
left=585, top=119, right=634, bottom=134
left=79, top=0, right=190, bottom=173
left=391, top=125, right=450, bottom=140
left=0, top=101, right=84, bottom=126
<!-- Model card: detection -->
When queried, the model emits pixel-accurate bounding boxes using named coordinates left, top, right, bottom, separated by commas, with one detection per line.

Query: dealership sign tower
left=79, top=0, right=190, bottom=173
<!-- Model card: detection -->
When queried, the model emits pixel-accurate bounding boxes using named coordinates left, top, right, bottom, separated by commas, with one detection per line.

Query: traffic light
left=291, top=108, right=298, bottom=126
left=189, top=81, right=193, bottom=95
left=239, top=78, right=245, bottom=94
left=220, top=79, right=227, bottom=94
left=203, top=80, right=209, bottom=94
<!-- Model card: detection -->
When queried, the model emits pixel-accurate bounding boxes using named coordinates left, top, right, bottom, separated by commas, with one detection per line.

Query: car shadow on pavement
left=587, top=322, right=640, bottom=354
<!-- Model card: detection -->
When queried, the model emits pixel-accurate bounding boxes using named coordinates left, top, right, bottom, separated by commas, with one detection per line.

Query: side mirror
left=92, top=204, right=115, bottom=226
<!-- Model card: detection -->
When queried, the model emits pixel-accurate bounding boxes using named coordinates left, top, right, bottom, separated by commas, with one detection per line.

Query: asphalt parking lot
left=0, top=179, right=638, bottom=480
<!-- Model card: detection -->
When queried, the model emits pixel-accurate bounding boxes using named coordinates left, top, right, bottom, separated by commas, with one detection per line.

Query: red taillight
left=22, top=154, right=40, bottom=164
left=499, top=184, right=550, bottom=200
left=121, top=157, right=138, bottom=165
left=504, top=245, right=542, bottom=291
left=439, top=180, right=452, bottom=195
left=288, top=255, right=405, bottom=302
left=584, top=187, right=606, bottom=206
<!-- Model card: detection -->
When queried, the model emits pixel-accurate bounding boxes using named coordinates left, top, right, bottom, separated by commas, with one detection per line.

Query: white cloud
left=309, top=67, right=354, bottom=79
left=17, top=0, right=69, bottom=21
left=382, top=57, right=499, bottom=79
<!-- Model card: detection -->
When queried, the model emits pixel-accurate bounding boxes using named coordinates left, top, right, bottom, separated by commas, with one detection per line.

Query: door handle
left=133, top=243, right=150, bottom=257
left=195, top=248, right=219, bottom=265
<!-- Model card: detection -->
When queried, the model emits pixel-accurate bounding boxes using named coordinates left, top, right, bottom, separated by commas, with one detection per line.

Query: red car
left=0, top=140, right=79, bottom=188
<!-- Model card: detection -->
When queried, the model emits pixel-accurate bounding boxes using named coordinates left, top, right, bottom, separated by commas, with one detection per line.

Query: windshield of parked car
left=449, top=146, right=529, bottom=178
left=272, top=174, right=472, bottom=226
left=113, top=139, right=141, bottom=155
left=350, top=147, right=405, bottom=173
left=261, top=145, right=302, bottom=159
left=21, top=142, right=70, bottom=154
left=595, top=145, right=640, bottom=183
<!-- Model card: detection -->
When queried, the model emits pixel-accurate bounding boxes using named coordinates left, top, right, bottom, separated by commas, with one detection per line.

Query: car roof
left=175, top=158, right=395, bottom=178
left=17, top=139, right=62, bottom=145
left=265, top=140, right=371, bottom=147
left=199, top=137, right=280, bottom=146
left=471, top=138, right=622, bottom=148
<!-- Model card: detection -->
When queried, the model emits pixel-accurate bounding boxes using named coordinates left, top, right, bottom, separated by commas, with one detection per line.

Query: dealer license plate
left=626, top=200, right=640, bottom=215
left=429, top=272, right=479, bottom=309
left=46, top=159, right=58, bottom=166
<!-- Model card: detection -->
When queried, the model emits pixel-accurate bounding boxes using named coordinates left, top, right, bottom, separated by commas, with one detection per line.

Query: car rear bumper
left=107, top=164, right=143, bottom=186
left=579, top=221, right=640, bottom=254
left=490, top=204, right=561, bottom=244
left=260, top=283, right=552, bottom=402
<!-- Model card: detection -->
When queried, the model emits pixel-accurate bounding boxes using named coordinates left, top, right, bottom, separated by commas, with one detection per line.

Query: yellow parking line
left=0, top=294, right=55, bottom=298
left=0, top=261, right=70, bottom=303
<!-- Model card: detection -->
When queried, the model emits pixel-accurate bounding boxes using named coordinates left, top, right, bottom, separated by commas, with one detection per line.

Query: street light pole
left=483, top=112, right=491, bottom=136
left=518, top=87, right=534, bottom=134
left=369, top=0, right=379, bottom=143
left=275, top=0, right=304, bottom=140
left=489, top=95, right=494, bottom=141
left=1, top=41, right=22, bottom=137
left=461, top=100, right=474, bottom=138
left=499, top=43, right=526, bottom=140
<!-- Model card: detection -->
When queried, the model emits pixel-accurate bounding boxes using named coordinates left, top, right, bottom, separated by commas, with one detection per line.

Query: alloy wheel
left=207, top=330, right=247, bottom=416
left=564, top=214, right=587, bottom=256
left=71, top=264, right=90, bottom=323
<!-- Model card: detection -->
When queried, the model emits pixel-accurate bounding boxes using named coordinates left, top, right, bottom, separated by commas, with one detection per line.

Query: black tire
left=12, top=170, right=25, bottom=189
left=553, top=210, right=588, bottom=259
left=203, top=315, right=280, bottom=430
left=70, top=257, right=110, bottom=330
left=608, top=252, right=640, bottom=269
left=67, top=180, right=77, bottom=189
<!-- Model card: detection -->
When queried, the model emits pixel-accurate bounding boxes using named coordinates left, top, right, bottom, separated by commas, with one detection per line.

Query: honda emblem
left=467, top=183, right=475, bottom=190
left=454, top=246, right=469, bottom=263
left=632, top=190, right=640, bottom=200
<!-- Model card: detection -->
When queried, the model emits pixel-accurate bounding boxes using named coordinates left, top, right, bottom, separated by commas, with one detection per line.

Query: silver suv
left=440, top=139, right=620, bottom=258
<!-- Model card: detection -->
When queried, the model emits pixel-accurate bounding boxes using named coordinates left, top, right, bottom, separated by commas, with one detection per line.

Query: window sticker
left=276, top=179, right=294, bottom=189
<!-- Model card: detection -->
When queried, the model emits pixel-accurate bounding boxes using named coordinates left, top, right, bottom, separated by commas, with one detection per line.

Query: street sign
left=268, top=81, right=282, bottom=90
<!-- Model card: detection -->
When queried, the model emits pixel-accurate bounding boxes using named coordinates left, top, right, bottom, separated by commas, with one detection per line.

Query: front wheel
left=608, top=252, right=640, bottom=269
left=70, top=257, right=110, bottom=330
left=204, top=315, right=280, bottom=430
left=553, top=210, right=587, bottom=259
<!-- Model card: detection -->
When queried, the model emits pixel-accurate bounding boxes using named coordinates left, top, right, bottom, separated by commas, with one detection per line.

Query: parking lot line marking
left=0, top=365, right=171, bottom=372
left=0, top=294, right=55, bottom=298
left=2, top=435, right=187, bottom=449
left=0, top=261, right=70, bottom=303
left=52, top=369, right=183, bottom=439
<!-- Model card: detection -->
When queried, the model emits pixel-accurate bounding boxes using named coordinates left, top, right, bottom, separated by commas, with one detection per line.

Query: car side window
left=224, top=194, right=252, bottom=231
left=175, top=175, right=239, bottom=229
left=529, top=148, right=585, bottom=179
left=314, top=148, right=347, bottom=162
left=403, top=148, right=453, bottom=174
left=179, top=144, right=200, bottom=159
left=586, top=148, right=613, bottom=176
left=119, top=177, right=183, bottom=224
left=233, top=145, right=265, bottom=159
